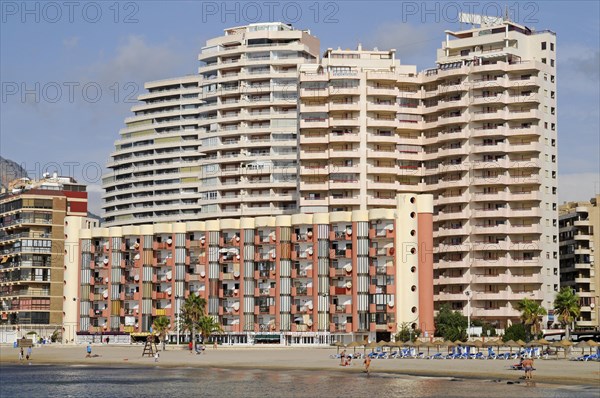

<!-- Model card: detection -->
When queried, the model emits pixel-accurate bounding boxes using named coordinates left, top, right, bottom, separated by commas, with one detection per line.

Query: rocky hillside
left=0, top=156, right=28, bottom=189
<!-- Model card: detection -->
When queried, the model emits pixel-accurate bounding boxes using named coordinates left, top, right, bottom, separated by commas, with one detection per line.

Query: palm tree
left=152, top=315, right=171, bottom=351
left=197, top=315, right=223, bottom=343
left=516, top=298, right=547, bottom=340
left=554, top=287, right=580, bottom=341
left=179, top=294, right=207, bottom=343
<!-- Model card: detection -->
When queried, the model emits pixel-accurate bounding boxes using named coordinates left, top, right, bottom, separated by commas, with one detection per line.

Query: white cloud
left=559, top=172, right=600, bottom=203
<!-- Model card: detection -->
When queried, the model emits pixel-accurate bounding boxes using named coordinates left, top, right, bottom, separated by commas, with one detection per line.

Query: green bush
left=502, top=323, right=527, bottom=342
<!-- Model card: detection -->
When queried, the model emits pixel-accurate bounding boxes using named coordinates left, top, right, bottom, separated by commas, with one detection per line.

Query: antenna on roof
left=504, top=5, right=510, bottom=22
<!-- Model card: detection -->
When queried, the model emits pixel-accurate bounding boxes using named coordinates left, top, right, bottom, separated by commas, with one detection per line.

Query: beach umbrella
left=536, top=338, right=550, bottom=346
left=526, top=340, right=541, bottom=347
left=332, top=341, right=346, bottom=354
left=504, top=340, right=519, bottom=354
left=347, top=341, right=363, bottom=353
left=516, top=339, right=526, bottom=347
left=402, top=340, right=416, bottom=347
left=423, top=341, right=438, bottom=356
left=574, top=340, right=592, bottom=355
left=364, top=341, right=379, bottom=353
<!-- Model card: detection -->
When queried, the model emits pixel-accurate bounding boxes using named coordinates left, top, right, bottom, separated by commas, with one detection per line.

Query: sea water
left=0, top=365, right=597, bottom=398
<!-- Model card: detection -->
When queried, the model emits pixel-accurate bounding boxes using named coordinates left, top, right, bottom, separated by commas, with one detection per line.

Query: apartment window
left=551, top=91, right=555, bottom=99
left=544, top=122, right=548, bottom=129
left=551, top=139, right=556, bottom=146
left=551, top=107, right=555, bottom=115
left=541, top=42, right=547, bottom=50
left=550, top=59, right=555, bottom=67
left=552, top=203, right=556, bottom=210
left=550, top=43, right=555, bottom=51
left=551, top=75, right=555, bottom=83
left=551, top=123, right=556, bottom=131
left=541, top=58, right=546, bottom=64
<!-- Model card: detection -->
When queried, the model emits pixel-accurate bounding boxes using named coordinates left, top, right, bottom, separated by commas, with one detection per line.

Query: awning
left=0, top=257, right=8, bottom=264
left=255, top=334, right=280, bottom=340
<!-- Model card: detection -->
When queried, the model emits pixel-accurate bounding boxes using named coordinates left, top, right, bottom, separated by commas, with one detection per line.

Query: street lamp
left=465, top=290, right=471, bottom=339
left=175, top=295, right=180, bottom=345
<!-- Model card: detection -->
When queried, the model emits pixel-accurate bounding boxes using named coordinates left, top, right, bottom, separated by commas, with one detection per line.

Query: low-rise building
left=74, top=194, right=433, bottom=344
left=559, top=195, right=599, bottom=328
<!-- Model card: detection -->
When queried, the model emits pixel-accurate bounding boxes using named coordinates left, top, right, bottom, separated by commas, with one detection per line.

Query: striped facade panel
left=357, top=294, right=369, bottom=312
left=244, top=279, right=255, bottom=294
left=142, top=283, right=152, bottom=298
left=143, top=251, right=153, bottom=266
left=317, top=224, right=329, bottom=239
left=209, top=263, right=219, bottom=279
left=280, top=277, right=291, bottom=295
left=357, top=275, right=369, bottom=293
left=318, top=294, right=328, bottom=312
left=111, top=251, right=121, bottom=268
left=142, top=299, right=152, bottom=314
left=244, top=261, right=254, bottom=277
left=244, top=315, right=254, bottom=331
left=111, top=267, right=121, bottom=282
left=80, top=300, right=90, bottom=314
left=80, top=269, right=91, bottom=284
left=143, top=266, right=153, bottom=282
left=81, top=239, right=91, bottom=253
left=111, top=284, right=120, bottom=300
left=279, top=295, right=291, bottom=312
left=371, top=294, right=393, bottom=305
left=143, top=235, right=153, bottom=249
left=209, top=297, right=219, bottom=314
left=280, top=313, right=291, bottom=331
left=244, top=297, right=255, bottom=313
left=208, top=247, right=219, bottom=262
left=81, top=252, right=91, bottom=269
left=111, top=301, right=120, bottom=315
left=175, top=233, right=185, bottom=247
left=80, top=284, right=90, bottom=299
left=280, top=243, right=291, bottom=258
left=79, top=317, right=90, bottom=331
left=318, top=276, right=328, bottom=292
left=356, top=221, right=368, bottom=237
left=111, top=237, right=120, bottom=251
left=318, top=313, right=328, bottom=330
left=208, top=231, right=219, bottom=245
left=175, top=248, right=186, bottom=264
left=317, top=241, right=328, bottom=257
left=243, top=229, right=254, bottom=244
left=141, top=315, right=151, bottom=332
left=175, top=281, right=185, bottom=297
left=356, top=256, right=368, bottom=274
left=318, top=258, right=328, bottom=275
left=243, top=245, right=254, bottom=259
left=280, top=259, right=291, bottom=277
left=111, top=315, right=120, bottom=329
left=280, top=227, right=291, bottom=242
left=356, top=238, right=368, bottom=256
left=175, top=264, right=185, bottom=280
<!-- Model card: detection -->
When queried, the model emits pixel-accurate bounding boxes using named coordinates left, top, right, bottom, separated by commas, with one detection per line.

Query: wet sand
left=1, top=344, right=599, bottom=387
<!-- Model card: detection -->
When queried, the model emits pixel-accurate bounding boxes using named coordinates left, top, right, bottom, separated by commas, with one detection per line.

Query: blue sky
left=1, top=1, right=598, bottom=214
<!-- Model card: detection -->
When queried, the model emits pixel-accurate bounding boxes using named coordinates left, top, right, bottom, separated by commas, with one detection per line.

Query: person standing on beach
left=522, top=357, right=534, bottom=380
left=19, top=347, right=24, bottom=361
left=26, top=346, right=32, bottom=361
left=340, top=350, right=346, bottom=366
left=86, top=344, right=92, bottom=358
left=363, top=356, right=371, bottom=375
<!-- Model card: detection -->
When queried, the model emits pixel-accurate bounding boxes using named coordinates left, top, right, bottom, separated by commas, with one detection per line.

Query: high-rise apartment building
left=0, top=175, right=91, bottom=335
left=103, top=23, right=319, bottom=226
left=101, top=18, right=558, bottom=328
left=298, top=20, right=558, bottom=328
left=559, top=195, right=599, bottom=328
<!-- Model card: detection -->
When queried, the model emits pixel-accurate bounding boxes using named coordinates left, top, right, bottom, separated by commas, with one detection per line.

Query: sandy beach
left=1, top=344, right=599, bottom=387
